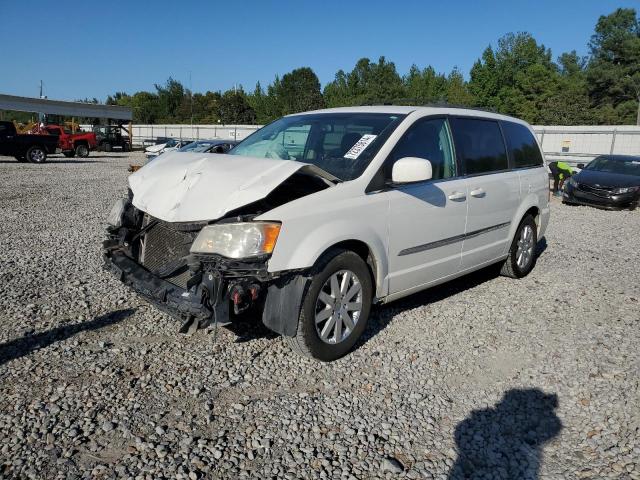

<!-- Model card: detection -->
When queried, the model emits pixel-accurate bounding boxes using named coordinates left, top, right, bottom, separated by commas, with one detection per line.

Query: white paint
left=391, top=157, right=433, bottom=183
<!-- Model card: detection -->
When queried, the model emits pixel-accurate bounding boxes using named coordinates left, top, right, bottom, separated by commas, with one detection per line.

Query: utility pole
left=38, top=80, right=45, bottom=124
left=189, top=71, right=194, bottom=138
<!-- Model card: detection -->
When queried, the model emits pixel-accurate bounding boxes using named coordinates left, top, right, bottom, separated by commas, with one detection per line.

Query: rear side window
left=450, top=118, right=508, bottom=175
left=502, top=121, right=543, bottom=168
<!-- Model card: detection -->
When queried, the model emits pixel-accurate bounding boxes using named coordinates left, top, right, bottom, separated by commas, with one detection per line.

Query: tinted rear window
left=450, top=118, right=508, bottom=175
left=502, top=121, right=543, bottom=168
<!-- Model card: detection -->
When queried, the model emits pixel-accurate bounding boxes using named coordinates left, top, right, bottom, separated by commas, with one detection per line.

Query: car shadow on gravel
left=448, top=388, right=562, bottom=479
left=0, top=308, right=135, bottom=367
left=359, top=237, right=549, bottom=348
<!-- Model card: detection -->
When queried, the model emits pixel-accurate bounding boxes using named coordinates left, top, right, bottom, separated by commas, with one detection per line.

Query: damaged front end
left=103, top=153, right=336, bottom=335
left=103, top=198, right=283, bottom=334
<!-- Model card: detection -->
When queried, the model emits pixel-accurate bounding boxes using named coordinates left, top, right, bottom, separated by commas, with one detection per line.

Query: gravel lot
left=0, top=152, right=638, bottom=480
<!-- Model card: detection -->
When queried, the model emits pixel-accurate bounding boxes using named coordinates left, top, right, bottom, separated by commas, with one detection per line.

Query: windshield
left=179, top=141, right=218, bottom=153
left=585, top=156, right=640, bottom=177
left=229, top=113, right=406, bottom=181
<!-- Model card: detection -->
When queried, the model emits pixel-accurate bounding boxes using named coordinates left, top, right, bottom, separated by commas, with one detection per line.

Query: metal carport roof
left=0, top=93, right=132, bottom=121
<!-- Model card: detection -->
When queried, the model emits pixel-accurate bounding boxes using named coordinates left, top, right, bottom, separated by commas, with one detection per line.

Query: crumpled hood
left=128, top=151, right=330, bottom=222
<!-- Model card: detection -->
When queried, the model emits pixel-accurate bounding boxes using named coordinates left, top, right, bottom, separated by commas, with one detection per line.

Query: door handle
left=448, top=191, right=467, bottom=201
left=470, top=188, right=486, bottom=198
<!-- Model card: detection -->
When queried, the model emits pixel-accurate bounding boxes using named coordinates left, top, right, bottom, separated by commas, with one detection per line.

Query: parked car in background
left=144, top=139, right=192, bottom=160
left=563, top=154, right=640, bottom=210
left=93, top=125, right=131, bottom=152
left=178, top=139, right=238, bottom=153
left=44, top=125, right=97, bottom=158
left=0, top=121, right=59, bottom=163
left=104, top=106, right=549, bottom=361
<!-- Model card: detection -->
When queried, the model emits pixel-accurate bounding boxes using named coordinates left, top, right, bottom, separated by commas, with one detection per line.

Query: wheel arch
left=316, top=239, right=381, bottom=300
left=268, top=221, right=389, bottom=300
left=505, top=199, right=541, bottom=252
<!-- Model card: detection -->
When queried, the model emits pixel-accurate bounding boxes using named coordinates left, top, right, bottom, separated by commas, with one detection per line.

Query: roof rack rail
left=357, top=99, right=498, bottom=114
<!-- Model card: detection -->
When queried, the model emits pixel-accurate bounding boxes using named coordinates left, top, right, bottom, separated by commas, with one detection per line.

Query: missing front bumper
left=105, top=249, right=226, bottom=324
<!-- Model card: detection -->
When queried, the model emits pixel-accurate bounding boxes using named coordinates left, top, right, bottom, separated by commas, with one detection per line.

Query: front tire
left=26, top=146, right=47, bottom=163
left=500, top=214, right=537, bottom=278
left=285, top=249, right=373, bottom=361
left=63, top=151, right=75, bottom=158
left=75, top=143, right=89, bottom=157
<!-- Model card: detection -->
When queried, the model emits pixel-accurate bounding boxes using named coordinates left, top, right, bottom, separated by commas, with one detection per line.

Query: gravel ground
left=0, top=152, right=638, bottom=480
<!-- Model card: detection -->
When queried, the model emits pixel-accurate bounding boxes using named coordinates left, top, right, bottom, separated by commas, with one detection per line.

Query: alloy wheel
left=516, top=224, right=535, bottom=270
left=314, top=269, right=363, bottom=344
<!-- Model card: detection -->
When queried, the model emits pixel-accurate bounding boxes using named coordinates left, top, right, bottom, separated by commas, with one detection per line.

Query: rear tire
left=500, top=214, right=537, bottom=278
left=285, top=248, right=372, bottom=361
left=75, top=143, right=89, bottom=157
left=26, top=145, right=47, bottom=164
left=102, top=142, right=112, bottom=152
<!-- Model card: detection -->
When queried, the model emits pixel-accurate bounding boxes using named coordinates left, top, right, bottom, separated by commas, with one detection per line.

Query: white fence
left=86, top=123, right=640, bottom=166
left=132, top=124, right=261, bottom=144
left=533, top=125, right=640, bottom=166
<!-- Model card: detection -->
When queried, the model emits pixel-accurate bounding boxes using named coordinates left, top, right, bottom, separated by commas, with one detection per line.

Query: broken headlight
left=106, top=198, right=129, bottom=228
left=190, top=222, right=281, bottom=258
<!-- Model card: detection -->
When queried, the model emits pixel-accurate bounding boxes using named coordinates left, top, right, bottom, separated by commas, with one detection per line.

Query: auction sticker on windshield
left=344, top=134, right=377, bottom=159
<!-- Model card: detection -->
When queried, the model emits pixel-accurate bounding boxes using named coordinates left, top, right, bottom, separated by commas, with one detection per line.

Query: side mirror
left=577, top=163, right=585, bottom=169
left=391, top=157, right=433, bottom=184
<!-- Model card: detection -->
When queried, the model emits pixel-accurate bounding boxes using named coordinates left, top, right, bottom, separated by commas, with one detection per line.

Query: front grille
left=577, top=183, right=613, bottom=197
left=139, top=218, right=197, bottom=288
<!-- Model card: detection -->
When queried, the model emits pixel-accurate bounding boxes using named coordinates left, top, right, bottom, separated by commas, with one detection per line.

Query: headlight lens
left=566, top=177, right=578, bottom=188
left=613, top=186, right=639, bottom=194
left=190, top=222, right=281, bottom=258
left=106, top=198, right=129, bottom=228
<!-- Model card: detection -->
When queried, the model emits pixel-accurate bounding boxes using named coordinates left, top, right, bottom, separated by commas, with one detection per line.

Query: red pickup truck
left=45, top=125, right=97, bottom=158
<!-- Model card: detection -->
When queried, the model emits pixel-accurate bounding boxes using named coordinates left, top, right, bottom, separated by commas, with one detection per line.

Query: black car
left=563, top=154, right=640, bottom=210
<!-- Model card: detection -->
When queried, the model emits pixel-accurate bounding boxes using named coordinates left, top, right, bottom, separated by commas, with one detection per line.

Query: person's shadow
left=448, top=388, right=562, bottom=480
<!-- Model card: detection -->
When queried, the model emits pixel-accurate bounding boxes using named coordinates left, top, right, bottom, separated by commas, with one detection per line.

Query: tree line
left=106, top=8, right=639, bottom=126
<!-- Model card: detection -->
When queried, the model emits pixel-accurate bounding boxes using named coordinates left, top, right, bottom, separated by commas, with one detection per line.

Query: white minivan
left=104, top=106, right=549, bottom=361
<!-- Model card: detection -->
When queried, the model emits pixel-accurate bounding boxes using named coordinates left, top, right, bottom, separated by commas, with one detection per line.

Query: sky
left=1, top=0, right=637, bottom=102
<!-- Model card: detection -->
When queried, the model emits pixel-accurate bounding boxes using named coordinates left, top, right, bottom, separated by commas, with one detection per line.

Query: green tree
left=469, top=46, right=500, bottom=110
left=469, top=32, right=583, bottom=124
left=131, top=91, right=161, bottom=124
left=218, top=88, right=256, bottom=124
left=324, top=57, right=405, bottom=106
left=404, top=65, right=448, bottom=104
left=444, top=68, right=475, bottom=106
left=154, top=77, right=186, bottom=122
left=277, top=67, right=325, bottom=115
left=586, top=8, right=640, bottom=125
